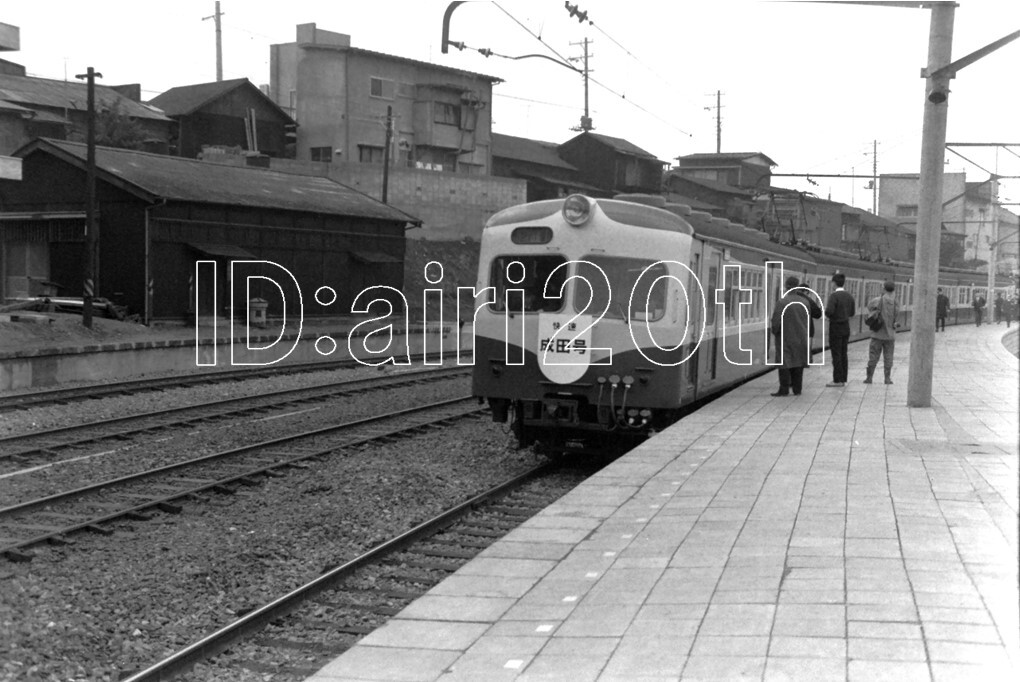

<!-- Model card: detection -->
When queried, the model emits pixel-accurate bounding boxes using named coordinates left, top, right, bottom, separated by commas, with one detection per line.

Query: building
left=663, top=172, right=757, bottom=224
left=491, top=133, right=606, bottom=201
left=269, top=23, right=500, bottom=174
left=672, top=152, right=776, bottom=189
left=751, top=190, right=914, bottom=262
left=557, top=132, right=664, bottom=195
left=878, top=172, right=1018, bottom=270
left=0, top=72, right=172, bottom=156
left=149, top=78, right=296, bottom=159
left=963, top=180, right=1019, bottom=273
left=0, top=139, right=419, bottom=322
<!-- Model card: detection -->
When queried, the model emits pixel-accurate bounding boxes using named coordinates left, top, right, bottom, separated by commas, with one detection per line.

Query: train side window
left=487, top=255, right=567, bottom=312
left=724, top=267, right=739, bottom=322
left=706, top=265, right=718, bottom=326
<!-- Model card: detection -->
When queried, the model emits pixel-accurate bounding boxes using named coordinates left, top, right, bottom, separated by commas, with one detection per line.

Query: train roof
left=485, top=196, right=694, bottom=235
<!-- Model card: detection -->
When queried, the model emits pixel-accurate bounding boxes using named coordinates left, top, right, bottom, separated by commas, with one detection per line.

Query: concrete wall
left=0, top=324, right=457, bottom=392
left=328, top=162, right=524, bottom=240
left=197, top=153, right=526, bottom=241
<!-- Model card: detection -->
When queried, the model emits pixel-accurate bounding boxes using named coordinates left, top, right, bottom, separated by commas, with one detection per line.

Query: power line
left=565, top=2, right=703, bottom=114
left=472, top=5, right=693, bottom=138
left=495, top=92, right=579, bottom=110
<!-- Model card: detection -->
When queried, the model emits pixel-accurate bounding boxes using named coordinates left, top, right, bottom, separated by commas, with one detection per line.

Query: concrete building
left=269, top=23, right=499, bottom=174
left=878, top=171, right=1018, bottom=271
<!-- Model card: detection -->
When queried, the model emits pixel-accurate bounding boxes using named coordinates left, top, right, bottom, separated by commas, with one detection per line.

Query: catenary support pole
left=907, top=3, right=955, bottom=408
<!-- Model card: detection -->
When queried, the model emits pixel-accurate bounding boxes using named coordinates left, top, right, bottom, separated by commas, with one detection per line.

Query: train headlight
left=562, top=194, right=593, bottom=227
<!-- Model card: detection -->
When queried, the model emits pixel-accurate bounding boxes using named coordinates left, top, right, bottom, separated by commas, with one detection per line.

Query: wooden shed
left=0, top=138, right=419, bottom=322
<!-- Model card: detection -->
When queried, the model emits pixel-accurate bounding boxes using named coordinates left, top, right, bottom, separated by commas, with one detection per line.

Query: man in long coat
left=770, top=275, right=821, bottom=396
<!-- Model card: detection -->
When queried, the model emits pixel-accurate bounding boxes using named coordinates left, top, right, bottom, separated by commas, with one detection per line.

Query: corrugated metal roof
left=0, top=73, right=170, bottom=121
left=564, top=132, right=661, bottom=161
left=148, top=78, right=249, bottom=116
left=24, top=139, right=420, bottom=224
left=492, top=133, right=575, bottom=170
left=148, top=78, right=295, bottom=123
left=666, top=173, right=755, bottom=196
left=677, top=151, right=778, bottom=166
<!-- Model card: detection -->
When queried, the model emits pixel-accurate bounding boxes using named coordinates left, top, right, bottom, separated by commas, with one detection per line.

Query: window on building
left=896, top=204, right=919, bottom=217
left=358, top=145, right=385, bottom=164
left=370, top=77, right=394, bottom=99
left=434, top=101, right=461, bottom=126
left=310, top=146, right=333, bottom=162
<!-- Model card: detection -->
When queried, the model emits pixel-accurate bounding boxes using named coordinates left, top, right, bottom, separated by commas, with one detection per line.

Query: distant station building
left=0, top=139, right=419, bottom=322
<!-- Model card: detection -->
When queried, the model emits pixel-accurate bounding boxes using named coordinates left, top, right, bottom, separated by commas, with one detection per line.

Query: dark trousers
left=866, top=338, right=895, bottom=377
left=777, top=367, right=804, bottom=395
left=829, top=333, right=849, bottom=383
left=975, top=309, right=983, bottom=326
left=936, top=315, right=946, bottom=331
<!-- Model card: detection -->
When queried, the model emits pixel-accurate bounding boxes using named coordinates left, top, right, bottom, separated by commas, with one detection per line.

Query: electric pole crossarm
left=927, top=29, right=1020, bottom=80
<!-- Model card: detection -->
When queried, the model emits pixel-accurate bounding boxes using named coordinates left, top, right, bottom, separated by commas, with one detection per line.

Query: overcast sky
left=5, top=0, right=1018, bottom=210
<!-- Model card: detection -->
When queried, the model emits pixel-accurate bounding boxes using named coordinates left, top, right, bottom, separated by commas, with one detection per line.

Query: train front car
left=471, top=194, right=697, bottom=453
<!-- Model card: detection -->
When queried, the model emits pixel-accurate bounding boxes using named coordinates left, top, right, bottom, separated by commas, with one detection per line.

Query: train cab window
left=574, top=256, right=669, bottom=322
left=488, top=255, right=567, bottom=312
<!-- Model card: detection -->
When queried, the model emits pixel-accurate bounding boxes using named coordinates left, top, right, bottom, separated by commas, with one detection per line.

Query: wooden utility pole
left=569, top=38, right=594, bottom=131
left=75, top=66, right=102, bottom=329
left=871, top=139, right=878, bottom=214
left=715, top=91, right=722, bottom=153
left=203, top=1, right=224, bottom=81
left=382, top=105, right=393, bottom=204
left=704, top=91, right=724, bottom=153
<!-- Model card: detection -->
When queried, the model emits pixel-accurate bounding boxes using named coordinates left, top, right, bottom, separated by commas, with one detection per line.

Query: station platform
left=306, top=324, right=1019, bottom=682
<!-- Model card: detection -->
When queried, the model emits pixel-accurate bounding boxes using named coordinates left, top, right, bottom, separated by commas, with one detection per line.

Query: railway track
left=0, top=365, right=471, bottom=470
left=118, top=461, right=594, bottom=681
left=0, top=395, right=486, bottom=562
left=0, top=351, right=458, bottom=413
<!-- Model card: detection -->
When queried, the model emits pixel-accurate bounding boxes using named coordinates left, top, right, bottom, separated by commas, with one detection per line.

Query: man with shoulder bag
left=864, top=281, right=899, bottom=385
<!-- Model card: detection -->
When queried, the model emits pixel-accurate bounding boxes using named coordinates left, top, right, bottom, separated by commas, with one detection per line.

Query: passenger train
left=470, top=193, right=1010, bottom=452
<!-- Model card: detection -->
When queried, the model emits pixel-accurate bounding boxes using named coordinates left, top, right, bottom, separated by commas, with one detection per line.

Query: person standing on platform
left=936, top=288, right=950, bottom=332
left=994, top=292, right=1004, bottom=324
left=824, top=272, right=855, bottom=387
left=972, top=292, right=986, bottom=326
left=770, top=276, right=821, bottom=397
left=864, top=280, right=899, bottom=385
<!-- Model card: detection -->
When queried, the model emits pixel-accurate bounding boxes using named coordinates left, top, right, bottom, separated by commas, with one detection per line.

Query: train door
left=700, top=250, right=721, bottom=388
left=685, top=248, right=702, bottom=400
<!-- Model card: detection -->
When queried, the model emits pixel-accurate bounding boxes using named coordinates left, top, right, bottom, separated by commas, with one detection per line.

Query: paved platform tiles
left=306, top=324, right=1019, bottom=682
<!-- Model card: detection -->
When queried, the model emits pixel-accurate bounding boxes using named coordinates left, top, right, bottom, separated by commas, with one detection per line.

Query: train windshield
left=488, top=255, right=568, bottom=312
left=575, top=256, right=669, bottom=322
